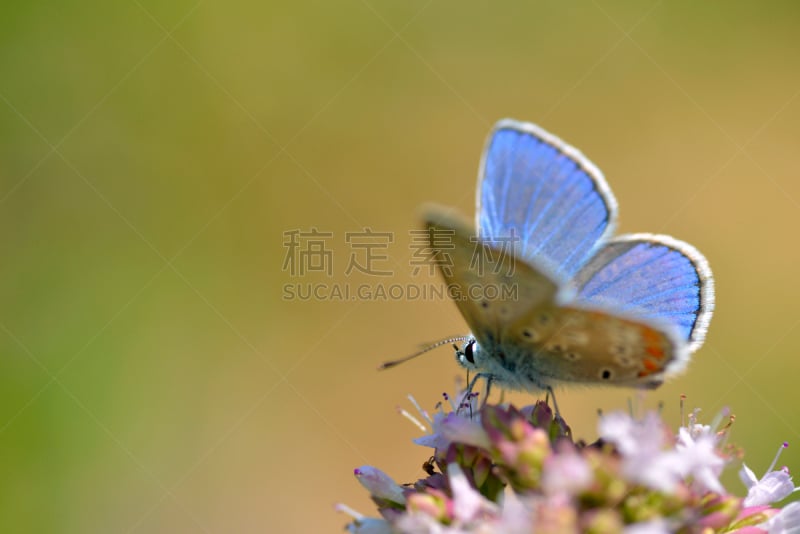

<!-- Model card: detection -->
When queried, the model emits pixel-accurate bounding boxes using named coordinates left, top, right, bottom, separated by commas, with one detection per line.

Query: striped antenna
left=378, top=336, right=471, bottom=370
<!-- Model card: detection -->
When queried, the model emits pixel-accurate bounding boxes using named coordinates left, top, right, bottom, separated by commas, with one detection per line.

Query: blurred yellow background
left=1, top=1, right=799, bottom=532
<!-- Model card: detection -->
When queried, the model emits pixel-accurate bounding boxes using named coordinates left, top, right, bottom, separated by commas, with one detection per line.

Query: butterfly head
left=453, top=338, right=481, bottom=372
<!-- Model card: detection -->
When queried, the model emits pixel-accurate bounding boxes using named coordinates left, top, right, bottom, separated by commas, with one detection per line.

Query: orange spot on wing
left=638, top=359, right=662, bottom=378
left=642, top=328, right=662, bottom=344
left=641, top=326, right=667, bottom=359
left=643, top=359, right=660, bottom=372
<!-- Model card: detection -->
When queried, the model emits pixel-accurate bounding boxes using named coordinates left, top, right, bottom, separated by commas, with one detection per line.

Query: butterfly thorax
left=456, top=337, right=556, bottom=391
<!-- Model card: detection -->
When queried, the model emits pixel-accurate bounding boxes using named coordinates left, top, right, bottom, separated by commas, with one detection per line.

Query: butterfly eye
left=453, top=339, right=478, bottom=367
left=464, top=339, right=476, bottom=364
left=600, top=369, right=613, bottom=380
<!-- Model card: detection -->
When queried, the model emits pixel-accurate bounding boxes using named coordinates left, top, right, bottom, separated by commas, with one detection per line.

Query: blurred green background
left=1, top=1, right=799, bottom=532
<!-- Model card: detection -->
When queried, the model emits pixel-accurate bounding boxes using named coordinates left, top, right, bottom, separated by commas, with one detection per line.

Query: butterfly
left=408, top=119, right=714, bottom=400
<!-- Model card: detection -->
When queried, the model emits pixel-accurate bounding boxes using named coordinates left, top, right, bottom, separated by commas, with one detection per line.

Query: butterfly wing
left=505, top=304, right=686, bottom=388
left=477, top=119, right=618, bottom=280
left=422, top=204, right=561, bottom=341
left=424, top=205, right=687, bottom=389
left=573, top=234, right=715, bottom=352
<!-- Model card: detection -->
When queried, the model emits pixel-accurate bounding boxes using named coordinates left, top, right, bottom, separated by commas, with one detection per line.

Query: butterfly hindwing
left=503, top=305, right=685, bottom=388
left=573, top=234, right=715, bottom=351
left=478, top=119, right=618, bottom=280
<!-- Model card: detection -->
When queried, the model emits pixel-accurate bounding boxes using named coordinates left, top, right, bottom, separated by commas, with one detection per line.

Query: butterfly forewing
left=423, top=205, right=559, bottom=341
left=478, top=120, right=618, bottom=280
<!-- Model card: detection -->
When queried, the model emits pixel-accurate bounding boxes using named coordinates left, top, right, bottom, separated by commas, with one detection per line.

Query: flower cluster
left=337, top=391, right=799, bottom=533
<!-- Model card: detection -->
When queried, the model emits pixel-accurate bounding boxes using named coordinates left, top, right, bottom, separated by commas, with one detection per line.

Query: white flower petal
left=739, top=462, right=759, bottom=489
left=496, top=488, right=536, bottom=534
left=395, top=512, right=447, bottom=534
left=743, top=470, right=797, bottom=507
left=674, top=427, right=726, bottom=494
left=623, top=518, right=672, bottom=534
left=413, top=412, right=489, bottom=451
left=542, top=449, right=593, bottom=495
left=448, top=464, right=497, bottom=523
left=760, top=501, right=800, bottom=534
left=354, top=466, right=407, bottom=504
left=599, top=411, right=667, bottom=457
left=346, top=518, right=395, bottom=534
left=626, top=453, right=680, bottom=493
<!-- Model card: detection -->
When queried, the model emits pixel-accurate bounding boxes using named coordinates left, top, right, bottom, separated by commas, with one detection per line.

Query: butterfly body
left=425, top=119, right=714, bottom=392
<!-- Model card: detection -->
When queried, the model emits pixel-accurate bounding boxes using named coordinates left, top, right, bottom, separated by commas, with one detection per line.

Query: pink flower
left=741, top=442, right=798, bottom=507
left=342, top=392, right=799, bottom=533
left=414, top=411, right=490, bottom=452
left=406, top=391, right=491, bottom=453
left=541, top=443, right=592, bottom=495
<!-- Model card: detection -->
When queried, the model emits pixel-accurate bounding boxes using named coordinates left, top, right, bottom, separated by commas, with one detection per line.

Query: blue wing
left=477, top=119, right=618, bottom=280
left=573, top=234, right=714, bottom=351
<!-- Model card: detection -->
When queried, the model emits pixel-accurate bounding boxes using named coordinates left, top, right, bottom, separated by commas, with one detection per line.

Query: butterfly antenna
left=378, top=336, right=470, bottom=370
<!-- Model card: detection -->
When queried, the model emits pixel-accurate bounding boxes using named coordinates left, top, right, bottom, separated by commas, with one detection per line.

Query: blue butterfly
left=421, top=119, right=714, bottom=397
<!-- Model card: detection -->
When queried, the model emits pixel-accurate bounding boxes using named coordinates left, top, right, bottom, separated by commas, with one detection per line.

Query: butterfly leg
left=545, top=386, right=561, bottom=418
left=481, top=375, right=493, bottom=409
left=459, top=372, right=492, bottom=414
